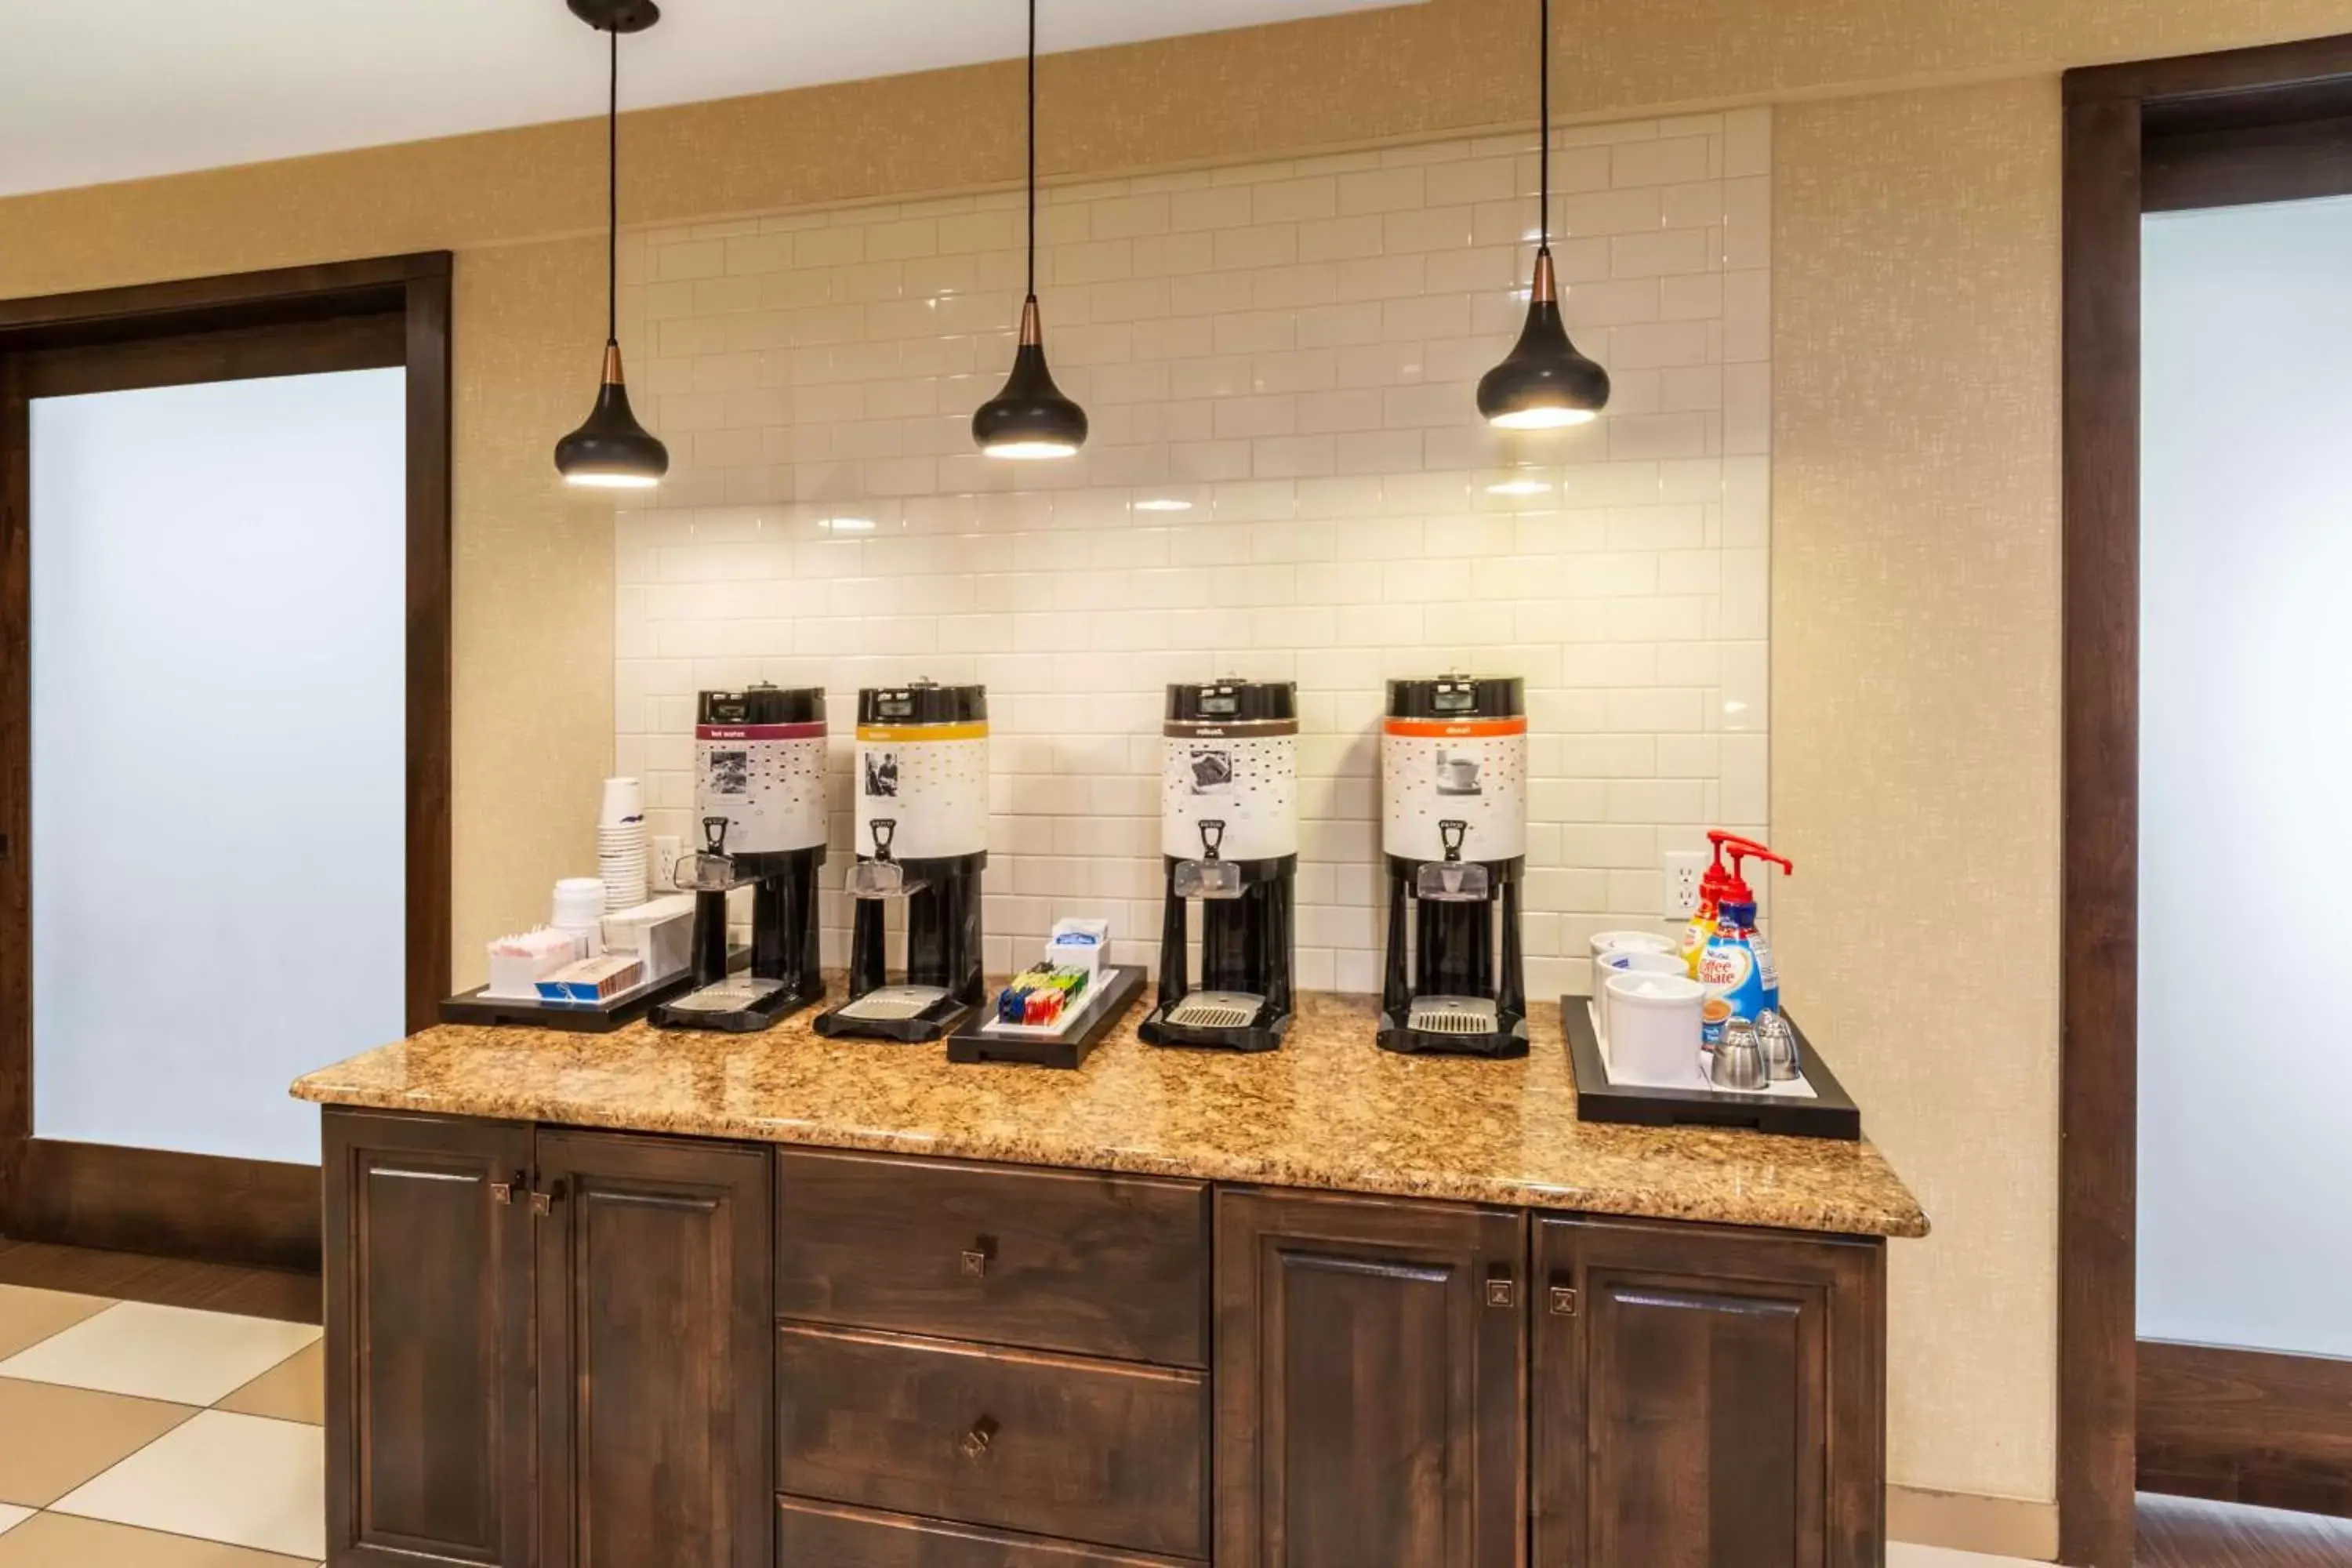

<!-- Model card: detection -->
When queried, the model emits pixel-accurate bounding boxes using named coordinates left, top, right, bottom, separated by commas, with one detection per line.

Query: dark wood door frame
left=2063, top=35, right=2352, bottom=1566
left=0, top=252, right=452, bottom=1272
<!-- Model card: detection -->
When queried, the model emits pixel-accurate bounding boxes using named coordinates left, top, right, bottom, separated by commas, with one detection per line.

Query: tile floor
left=0, top=1283, right=322, bottom=1566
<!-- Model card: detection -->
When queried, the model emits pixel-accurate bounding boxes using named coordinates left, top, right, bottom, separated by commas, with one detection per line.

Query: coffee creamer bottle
left=1696, top=840, right=1791, bottom=1047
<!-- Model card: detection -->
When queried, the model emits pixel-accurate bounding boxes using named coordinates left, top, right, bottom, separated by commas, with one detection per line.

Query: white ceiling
left=1, top=0, right=1414, bottom=199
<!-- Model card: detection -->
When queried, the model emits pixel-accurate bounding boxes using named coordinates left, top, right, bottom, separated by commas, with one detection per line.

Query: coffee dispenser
left=1377, top=675, right=1530, bottom=1056
left=1138, top=679, right=1298, bottom=1052
left=815, top=681, right=989, bottom=1042
left=652, top=685, right=829, bottom=1033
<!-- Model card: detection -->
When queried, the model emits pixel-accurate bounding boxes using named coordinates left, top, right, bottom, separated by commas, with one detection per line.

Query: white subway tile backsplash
left=617, top=112, right=1769, bottom=981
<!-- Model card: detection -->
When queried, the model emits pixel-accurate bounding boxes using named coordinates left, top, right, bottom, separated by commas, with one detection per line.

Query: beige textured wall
left=1775, top=78, right=2064, bottom=1508
left=5, top=0, right=2348, bottom=1524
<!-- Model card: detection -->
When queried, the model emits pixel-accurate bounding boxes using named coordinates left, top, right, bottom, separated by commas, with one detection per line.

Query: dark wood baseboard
left=5, top=1138, right=320, bottom=1273
left=0, top=1236, right=318, bottom=1324
left=2138, top=1339, right=2352, bottom=1520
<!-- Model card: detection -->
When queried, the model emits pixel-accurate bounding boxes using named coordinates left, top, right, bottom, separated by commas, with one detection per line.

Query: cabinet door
left=1215, top=1188, right=1526, bottom=1568
left=1532, top=1217, right=1886, bottom=1568
left=324, top=1108, right=535, bottom=1568
left=535, top=1129, right=771, bottom=1568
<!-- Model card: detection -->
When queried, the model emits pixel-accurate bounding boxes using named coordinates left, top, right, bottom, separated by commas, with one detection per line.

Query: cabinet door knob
left=1548, top=1285, right=1580, bottom=1317
left=531, top=1180, right=565, bottom=1216
left=1483, top=1261, right=1516, bottom=1308
left=959, top=1415, right=999, bottom=1460
left=960, top=1237, right=996, bottom=1278
left=491, top=1180, right=513, bottom=1207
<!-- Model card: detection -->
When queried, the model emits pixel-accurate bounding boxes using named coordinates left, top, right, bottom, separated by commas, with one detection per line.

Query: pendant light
left=554, top=0, right=670, bottom=488
left=971, top=0, right=1088, bottom=460
left=1477, top=0, right=1610, bottom=430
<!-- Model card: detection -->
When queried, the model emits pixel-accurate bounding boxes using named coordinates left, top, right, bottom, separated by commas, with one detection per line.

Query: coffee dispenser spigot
left=1173, top=818, right=1244, bottom=900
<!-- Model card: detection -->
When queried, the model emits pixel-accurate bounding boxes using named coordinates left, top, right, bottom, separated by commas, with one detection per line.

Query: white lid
left=1606, top=971, right=1705, bottom=1005
left=1592, top=928, right=1679, bottom=956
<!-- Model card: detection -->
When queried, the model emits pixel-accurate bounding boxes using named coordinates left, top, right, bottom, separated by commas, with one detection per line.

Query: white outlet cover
left=1663, top=850, right=1708, bottom=920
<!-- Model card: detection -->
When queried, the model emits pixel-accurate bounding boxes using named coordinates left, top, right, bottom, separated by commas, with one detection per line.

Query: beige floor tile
left=0, top=1302, right=319, bottom=1407
left=0, top=1512, right=314, bottom=1567
left=1888, top=1546, right=2042, bottom=1567
left=52, top=1410, right=324, bottom=1561
left=215, top=1342, right=321, bottom=1425
left=0, top=1507, right=27, bottom=1539
left=0, top=1377, right=198, bottom=1508
left=0, top=1286, right=112, bottom=1362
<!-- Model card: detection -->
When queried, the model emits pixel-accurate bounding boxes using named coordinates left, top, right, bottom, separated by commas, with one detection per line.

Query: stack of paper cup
left=551, top=877, right=608, bottom=958
left=598, top=777, right=648, bottom=912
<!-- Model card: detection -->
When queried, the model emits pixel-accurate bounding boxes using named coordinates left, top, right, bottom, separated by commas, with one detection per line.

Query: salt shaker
left=1755, top=1009, right=1802, bottom=1082
left=1710, top=1018, right=1766, bottom=1091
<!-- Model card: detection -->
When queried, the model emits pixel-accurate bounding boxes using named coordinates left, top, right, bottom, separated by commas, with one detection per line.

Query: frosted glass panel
left=31, top=369, right=406, bottom=1165
left=2140, top=197, right=2352, bottom=1358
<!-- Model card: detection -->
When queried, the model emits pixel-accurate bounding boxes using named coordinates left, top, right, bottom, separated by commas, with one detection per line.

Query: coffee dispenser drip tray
left=1415, top=862, right=1491, bottom=902
left=1173, top=858, right=1243, bottom=899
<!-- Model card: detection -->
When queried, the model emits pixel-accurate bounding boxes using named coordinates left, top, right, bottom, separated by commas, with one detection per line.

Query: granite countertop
left=292, top=990, right=1928, bottom=1240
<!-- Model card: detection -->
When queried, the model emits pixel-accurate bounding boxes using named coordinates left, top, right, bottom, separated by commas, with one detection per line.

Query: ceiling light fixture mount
left=1477, top=0, right=1610, bottom=431
left=972, top=0, right=1087, bottom=461
left=554, top=0, right=670, bottom=489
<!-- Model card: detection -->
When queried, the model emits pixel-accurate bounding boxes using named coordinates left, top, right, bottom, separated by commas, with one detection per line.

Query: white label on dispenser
left=695, top=722, right=829, bottom=855
left=855, top=722, right=989, bottom=862
left=1381, top=716, right=1528, bottom=863
left=1161, top=721, right=1299, bottom=862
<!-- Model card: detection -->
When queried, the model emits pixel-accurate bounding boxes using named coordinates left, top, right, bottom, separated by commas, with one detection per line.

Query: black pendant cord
left=607, top=27, right=620, bottom=344
left=1026, top=0, right=1038, bottom=299
left=1537, top=0, right=1550, bottom=254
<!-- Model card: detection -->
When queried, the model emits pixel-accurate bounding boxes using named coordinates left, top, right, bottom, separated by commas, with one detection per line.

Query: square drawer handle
left=959, top=1414, right=999, bottom=1460
left=960, top=1236, right=996, bottom=1279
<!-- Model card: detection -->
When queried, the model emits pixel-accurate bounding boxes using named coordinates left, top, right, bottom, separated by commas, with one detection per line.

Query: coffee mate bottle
left=1695, top=840, right=1791, bottom=1047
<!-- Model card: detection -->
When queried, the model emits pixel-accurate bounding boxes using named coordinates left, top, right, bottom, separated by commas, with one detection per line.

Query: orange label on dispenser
left=1382, top=717, right=1529, bottom=739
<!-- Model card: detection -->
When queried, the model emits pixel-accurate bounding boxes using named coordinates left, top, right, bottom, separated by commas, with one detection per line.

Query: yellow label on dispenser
left=855, top=721, right=989, bottom=742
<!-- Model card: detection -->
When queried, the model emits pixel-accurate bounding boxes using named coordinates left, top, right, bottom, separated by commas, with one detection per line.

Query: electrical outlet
left=1663, top=850, right=1708, bottom=920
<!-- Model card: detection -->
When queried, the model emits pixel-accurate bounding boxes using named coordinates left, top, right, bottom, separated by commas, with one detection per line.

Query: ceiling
left=0, top=0, right=1414, bottom=199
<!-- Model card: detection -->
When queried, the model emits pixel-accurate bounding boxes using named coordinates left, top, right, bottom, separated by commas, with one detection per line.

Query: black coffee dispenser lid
left=1386, top=674, right=1525, bottom=720
left=1167, top=678, right=1298, bottom=724
left=857, top=679, right=988, bottom=726
left=700, top=684, right=825, bottom=725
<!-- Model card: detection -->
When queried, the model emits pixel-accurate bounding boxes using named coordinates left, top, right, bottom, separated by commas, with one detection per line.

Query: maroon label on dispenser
left=698, top=721, right=829, bottom=741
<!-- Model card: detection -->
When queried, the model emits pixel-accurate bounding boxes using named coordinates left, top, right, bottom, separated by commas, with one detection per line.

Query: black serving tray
left=948, top=965, right=1148, bottom=1069
left=1562, top=996, right=1861, bottom=1140
left=439, top=970, right=695, bottom=1033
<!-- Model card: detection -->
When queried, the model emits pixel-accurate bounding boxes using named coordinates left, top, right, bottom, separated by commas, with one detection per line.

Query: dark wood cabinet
left=1531, top=1215, right=1886, bottom=1568
left=1214, top=1188, right=1526, bottom=1568
left=325, top=1111, right=775, bottom=1568
left=326, top=1109, right=1889, bottom=1568
left=776, top=1497, right=1200, bottom=1567
left=535, top=1128, right=773, bottom=1568
left=776, top=1321, right=1207, bottom=1555
left=324, top=1110, right=535, bottom=1568
left=775, top=1149, right=1209, bottom=1366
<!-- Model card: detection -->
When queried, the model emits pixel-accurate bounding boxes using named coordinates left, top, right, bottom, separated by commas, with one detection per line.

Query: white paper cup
left=600, top=776, right=644, bottom=828
left=1605, top=970, right=1706, bottom=1086
left=1592, top=948, right=1688, bottom=1046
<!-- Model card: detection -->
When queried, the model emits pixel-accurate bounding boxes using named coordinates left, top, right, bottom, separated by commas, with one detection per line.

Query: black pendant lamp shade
left=555, top=0, right=670, bottom=489
left=974, top=298, right=1088, bottom=459
left=1479, top=0, right=1609, bottom=430
left=974, top=0, right=1087, bottom=460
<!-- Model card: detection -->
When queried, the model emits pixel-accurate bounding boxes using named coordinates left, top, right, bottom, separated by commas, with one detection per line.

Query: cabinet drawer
left=777, top=1497, right=1201, bottom=1567
left=775, top=1149, right=1207, bottom=1366
left=776, top=1323, right=1207, bottom=1559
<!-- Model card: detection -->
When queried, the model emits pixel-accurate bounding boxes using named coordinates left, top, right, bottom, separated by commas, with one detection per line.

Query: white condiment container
left=1592, top=948, right=1687, bottom=1047
left=1605, top=971, right=1708, bottom=1087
